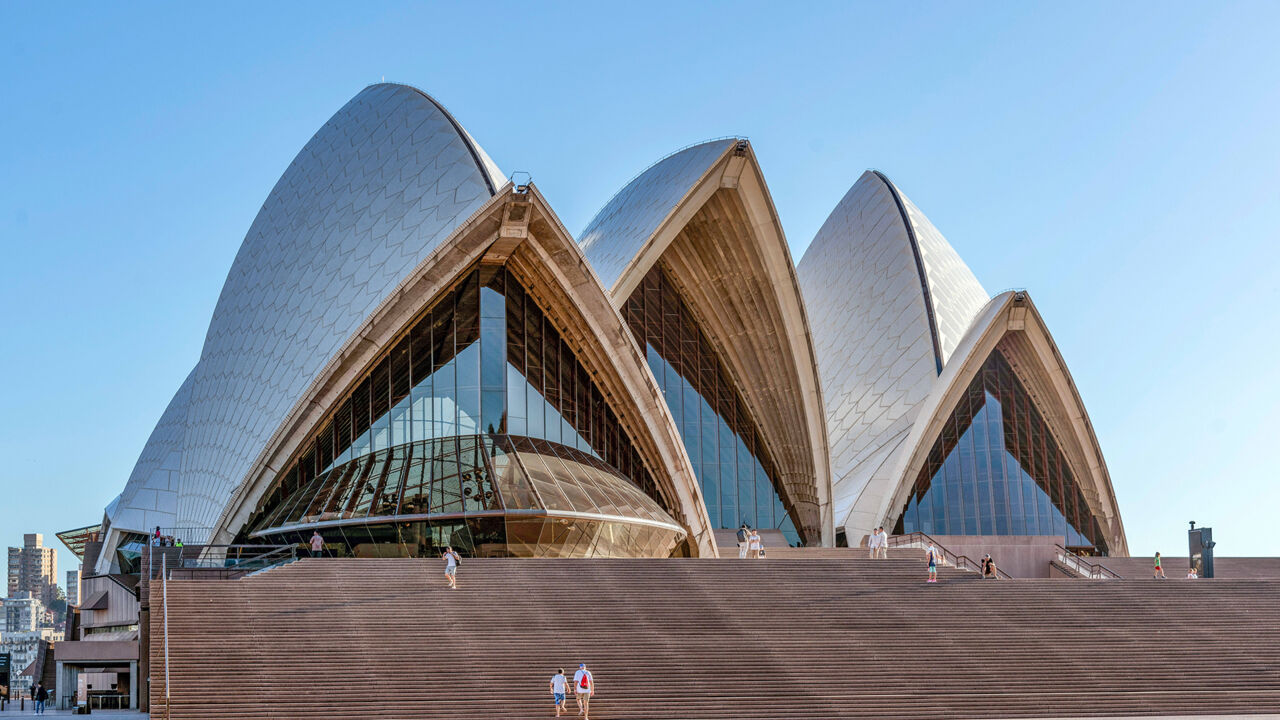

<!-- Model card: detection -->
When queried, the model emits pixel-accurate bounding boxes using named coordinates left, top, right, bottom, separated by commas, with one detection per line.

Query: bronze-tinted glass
left=240, top=265, right=669, bottom=543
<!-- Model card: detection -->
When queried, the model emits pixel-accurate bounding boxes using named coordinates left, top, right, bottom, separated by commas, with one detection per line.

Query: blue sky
left=3, top=3, right=1278, bottom=578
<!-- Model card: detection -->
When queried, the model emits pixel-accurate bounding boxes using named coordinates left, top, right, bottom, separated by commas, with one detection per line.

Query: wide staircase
left=153, top=555, right=1280, bottom=719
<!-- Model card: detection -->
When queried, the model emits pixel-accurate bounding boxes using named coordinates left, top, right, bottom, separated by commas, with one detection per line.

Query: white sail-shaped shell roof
left=798, top=170, right=988, bottom=538
left=103, top=84, right=504, bottom=565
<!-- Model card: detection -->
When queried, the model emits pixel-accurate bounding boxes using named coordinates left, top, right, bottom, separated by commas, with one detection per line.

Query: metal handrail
left=162, top=552, right=171, bottom=720
left=1053, top=544, right=1120, bottom=579
left=885, top=531, right=1014, bottom=579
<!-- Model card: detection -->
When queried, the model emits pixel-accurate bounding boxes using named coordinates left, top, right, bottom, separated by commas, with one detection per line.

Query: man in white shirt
left=573, top=663, right=595, bottom=719
left=550, top=668, right=568, bottom=717
left=875, top=527, right=889, bottom=559
left=867, top=527, right=881, bottom=559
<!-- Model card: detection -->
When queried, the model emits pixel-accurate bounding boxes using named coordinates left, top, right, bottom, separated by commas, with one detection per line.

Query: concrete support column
left=129, top=660, right=138, bottom=709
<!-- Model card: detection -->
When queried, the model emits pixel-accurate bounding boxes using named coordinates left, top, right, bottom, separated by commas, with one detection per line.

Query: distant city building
left=0, top=628, right=62, bottom=698
left=3, top=593, right=44, bottom=633
left=7, top=534, right=58, bottom=605
left=66, top=567, right=81, bottom=607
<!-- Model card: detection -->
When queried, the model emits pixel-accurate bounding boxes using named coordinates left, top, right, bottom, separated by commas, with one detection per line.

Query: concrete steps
left=151, top=557, right=1280, bottom=719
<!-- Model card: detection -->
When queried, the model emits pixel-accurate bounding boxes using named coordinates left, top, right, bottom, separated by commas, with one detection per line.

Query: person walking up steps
left=875, top=527, right=889, bottom=559
left=442, top=546, right=461, bottom=589
left=550, top=668, right=568, bottom=717
left=926, top=542, right=940, bottom=583
left=574, top=663, right=595, bottom=718
left=1154, top=552, right=1166, bottom=579
left=310, top=530, right=324, bottom=558
left=736, top=523, right=750, bottom=559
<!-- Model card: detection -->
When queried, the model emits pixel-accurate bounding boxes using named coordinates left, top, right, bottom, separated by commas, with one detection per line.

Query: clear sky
left=3, top=3, right=1278, bottom=578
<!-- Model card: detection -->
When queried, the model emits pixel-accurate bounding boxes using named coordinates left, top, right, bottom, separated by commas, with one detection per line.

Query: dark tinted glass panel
left=895, top=348, right=1109, bottom=554
left=621, top=265, right=800, bottom=545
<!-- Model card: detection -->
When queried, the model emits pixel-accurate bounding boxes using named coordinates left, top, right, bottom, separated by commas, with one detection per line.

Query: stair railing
left=162, top=551, right=171, bottom=720
left=885, top=531, right=1013, bottom=579
left=1053, top=544, right=1121, bottom=579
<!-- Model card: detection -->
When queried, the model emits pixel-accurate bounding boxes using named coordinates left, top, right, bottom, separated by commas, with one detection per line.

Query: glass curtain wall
left=621, top=266, right=800, bottom=545
left=247, top=434, right=684, bottom=559
left=894, top=348, right=1109, bottom=553
left=243, top=265, right=664, bottom=536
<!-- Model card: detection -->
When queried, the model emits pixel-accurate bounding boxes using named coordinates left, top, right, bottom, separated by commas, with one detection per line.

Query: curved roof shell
left=877, top=291, right=1128, bottom=555
left=211, top=184, right=718, bottom=556
left=798, top=170, right=987, bottom=537
left=104, top=84, right=505, bottom=563
left=579, top=139, right=833, bottom=545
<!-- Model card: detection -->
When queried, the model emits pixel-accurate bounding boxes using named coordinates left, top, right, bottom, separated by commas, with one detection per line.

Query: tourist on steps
left=748, top=529, right=762, bottom=559
left=310, top=530, right=324, bottom=558
left=1186, top=567, right=1198, bottom=579
left=1154, top=552, right=1166, bottom=579
left=443, top=545, right=461, bottom=589
left=868, top=527, right=882, bottom=559
left=550, top=668, right=568, bottom=717
left=875, top=527, right=889, bottom=559
left=981, top=554, right=1000, bottom=579
left=574, top=663, right=594, bottom=718
left=926, top=542, right=940, bottom=583
left=736, top=523, right=750, bottom=559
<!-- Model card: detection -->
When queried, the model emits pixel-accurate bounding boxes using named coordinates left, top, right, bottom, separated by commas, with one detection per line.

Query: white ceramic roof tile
left=577, top=140, right=735, bottom=289
left=895, top=186, right=988, bottom=365
left=110, top=84, right=501, bottom=542
left=798, top=170, right=989, bottom=534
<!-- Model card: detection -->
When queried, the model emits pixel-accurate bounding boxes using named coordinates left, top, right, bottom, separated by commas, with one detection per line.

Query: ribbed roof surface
left=798, top=170, right=988, bottom=532
left=109, top=84, right=503, bottom=545
left=578, top=139, right=735, bottom=290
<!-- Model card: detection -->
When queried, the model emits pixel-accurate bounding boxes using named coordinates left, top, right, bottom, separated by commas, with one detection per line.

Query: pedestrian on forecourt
left=926, top=542, right=940, bottom=583
left=550, top=667, right=568, bottom=717
left=34, top=682, right=48, bottom=715
left=1154, top=552, right=1166, bottom=579
left=442, top=545, right=462, bottom=590
left=574, top=663, right=595, bottom=719
left=736, top=523, right=750, bottom=559
left=875, top=527, right=889, bottom=559
left=310, top=530, right=324, bottom=558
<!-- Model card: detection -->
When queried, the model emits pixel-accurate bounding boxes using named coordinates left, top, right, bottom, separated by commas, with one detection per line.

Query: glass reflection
left=241, top=265, right=672, bottom=538
left=621, top=266, right=801, bottom=545
left=245, top=434, right=685, bottom=559
left=894, top=348, right=1109, bottom=554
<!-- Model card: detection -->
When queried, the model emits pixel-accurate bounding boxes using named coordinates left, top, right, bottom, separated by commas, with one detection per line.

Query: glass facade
left=241, top=265, right=682, bottom=557
left=894, top=348, right=1109, bottom=553
left=621, top=266, right=801, bottom=545
left=247, top=434, right=683, bottom=558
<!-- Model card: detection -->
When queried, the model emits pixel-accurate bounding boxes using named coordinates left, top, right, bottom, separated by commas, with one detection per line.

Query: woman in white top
left=748, top=530, right=762, bottom=559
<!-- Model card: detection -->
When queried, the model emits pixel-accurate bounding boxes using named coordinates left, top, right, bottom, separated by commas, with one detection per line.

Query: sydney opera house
left=88, top=83, right=1126, bottom=572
